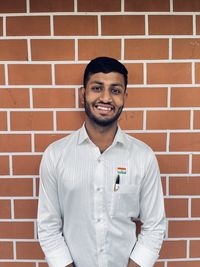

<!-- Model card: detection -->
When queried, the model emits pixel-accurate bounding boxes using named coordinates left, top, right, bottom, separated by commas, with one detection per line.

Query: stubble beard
left=84, top=94, right=123, bottom=127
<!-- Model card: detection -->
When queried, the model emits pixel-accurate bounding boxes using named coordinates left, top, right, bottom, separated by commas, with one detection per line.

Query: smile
left=96, top=106, right=112, bottom=111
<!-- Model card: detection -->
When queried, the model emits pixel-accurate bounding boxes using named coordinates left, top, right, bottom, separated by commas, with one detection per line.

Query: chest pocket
left=106, top=184, right=140, bottom=218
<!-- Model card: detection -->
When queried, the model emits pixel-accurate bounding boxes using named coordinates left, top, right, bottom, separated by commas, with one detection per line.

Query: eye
left=92, top=86, right=102, bottom=92
left=111, top=88, right=122, bottom=95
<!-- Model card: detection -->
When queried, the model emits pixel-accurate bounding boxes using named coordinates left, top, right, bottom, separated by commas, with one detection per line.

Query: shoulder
left=43, top=130, right=80, bottom=160
left=124, top=132, right=154, bottom=155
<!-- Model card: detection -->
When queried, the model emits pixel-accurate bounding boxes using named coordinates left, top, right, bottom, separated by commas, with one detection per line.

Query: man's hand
left=128, top=258, right=141, bottom=267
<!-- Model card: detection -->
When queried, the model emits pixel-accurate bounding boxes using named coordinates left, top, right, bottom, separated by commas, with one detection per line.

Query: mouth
left=94, top=103, right=114, bottom=115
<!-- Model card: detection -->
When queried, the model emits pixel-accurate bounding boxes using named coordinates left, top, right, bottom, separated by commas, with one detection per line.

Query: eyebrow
left=91, top=81, right=124, bottom=87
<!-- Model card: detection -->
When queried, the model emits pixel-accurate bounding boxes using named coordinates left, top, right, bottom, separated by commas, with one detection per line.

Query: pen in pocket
left=114, top=174, right=120, bottom=192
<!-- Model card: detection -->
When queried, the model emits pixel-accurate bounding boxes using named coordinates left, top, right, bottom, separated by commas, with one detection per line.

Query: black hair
left=83, top=57, right=128, bottom=88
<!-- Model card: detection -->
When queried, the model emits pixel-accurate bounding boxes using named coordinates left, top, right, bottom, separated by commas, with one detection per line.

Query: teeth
left=96, top=106, right=111, bottom=111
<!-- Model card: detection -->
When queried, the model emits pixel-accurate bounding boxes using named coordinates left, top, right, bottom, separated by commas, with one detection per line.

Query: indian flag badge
left=117, top=167, right=127, bottom=175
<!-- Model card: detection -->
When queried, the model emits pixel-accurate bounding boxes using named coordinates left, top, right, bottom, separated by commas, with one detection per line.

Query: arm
left=37, top=146, right=73, bottom=267
left=130, top=152, right=166, bottom=267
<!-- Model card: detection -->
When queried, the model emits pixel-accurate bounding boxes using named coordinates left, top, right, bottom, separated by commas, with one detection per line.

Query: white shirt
left=37, top=125, right=166, bottom=267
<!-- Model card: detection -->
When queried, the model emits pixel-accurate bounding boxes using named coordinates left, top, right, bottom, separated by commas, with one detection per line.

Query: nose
left=99, top=89, right=112, bottom=103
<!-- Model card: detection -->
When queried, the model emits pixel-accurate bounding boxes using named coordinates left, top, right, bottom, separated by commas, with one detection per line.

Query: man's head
left=81, top=57, right=128, bottom=128
left=83, top=57, right=128, bottom=89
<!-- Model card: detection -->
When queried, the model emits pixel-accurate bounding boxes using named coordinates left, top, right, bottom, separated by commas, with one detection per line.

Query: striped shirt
left=37, top=125, right=166, bottom=267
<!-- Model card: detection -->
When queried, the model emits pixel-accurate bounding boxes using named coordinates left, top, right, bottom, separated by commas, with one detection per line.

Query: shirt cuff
left=130, top=241, right=159, bottom=267
left=45, top=247, right=73, bottom=267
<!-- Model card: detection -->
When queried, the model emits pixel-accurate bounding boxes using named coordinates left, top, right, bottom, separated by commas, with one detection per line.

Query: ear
left=80, top=86, right=86, bottom=105
left=123, top=90, right=128, bottom=104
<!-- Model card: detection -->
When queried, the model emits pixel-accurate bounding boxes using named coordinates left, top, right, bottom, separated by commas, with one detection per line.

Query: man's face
left=81, top=72, right=127, bottom=127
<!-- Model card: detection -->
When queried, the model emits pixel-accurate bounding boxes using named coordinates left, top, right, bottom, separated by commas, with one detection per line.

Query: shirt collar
left=77, top=124, right=126, bottom=147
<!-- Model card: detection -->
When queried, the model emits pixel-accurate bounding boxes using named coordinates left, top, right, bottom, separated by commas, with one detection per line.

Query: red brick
left=0, top=242, right=13, bottom=259
left=170, top=133, right=200, bottom=152
left=191, top=199, right=200, bottom=217
left=36, top=178, right=39, bottom=196
left=0, top=40, right=27, bottom=60
left=0, top=156, right=9, bottom=175
left=156, top=155, right=189, bottom=174
left=125, top=39, right=168, bottom=60
left=55, top=64, right=85, bottom=85
left=102, top=15, right=145, bottom=36
left=30, top=0, right=74, bottom=12
left=154, top=263, right=164, bottom=267
left=0, top=0, right=26, bottom=12
left=0, top=18, right=2, bottom=36
left=129, top=133, right=166, bottom=152
left=194, top=111, right=200, bottom=129
left=190, top=240, right=200, bottom=257
left=173, top=39, right=200, bottom=59
left=0, top=64, right=5, bottom=84
left=10, top=111, right=53, bottom=131
left=57, top=111, right=85, bottom=130
left=0, top=134, right=31, bottom=152
left=0, top=178, right=33, bottom=197
left=169, top=177, right=200, bottom=195
left=0, top=88, right=29, bottom=108
left=0, top=222, right=34, bottom=239
left=147, top=63, right=192, bottom=84
left=165, top=198, right=188, bottom=218
left=125, top=0, right=170, bottom=11
left=14, top=199, right=38, bottom=219
left=0, top=112, right=7, bottom=130
left=149, top=15, right=193, bottom=35
left=7, top=16, right=50, bottom=36
left=39, top=263, right=48, bottom=267
left=0, top=200, right=11, bottom=219
left=78, top=0, right=121, bottom=11
left=169, top=220, right=200, bottom=238
left=54, top=16, right=98, bottom=36
left=159, top=240, right=187, bottom=259
left=119, top=111, right=143, bottom=130
left=78, top=39, right=121, bottom=60
left=168, top=262, right=200, bottom=267
left=171, top=87, right=200, bottom=107
left=12, top=155, right=42, bottom=175
left=197, top=16, right=200, bottom=35
left=8, top=64, right=51, bottom=85
left=192, top=155, right=200, bottom=173
left=195, top=63, right=200, bottom=84
left=33, top=88, right=75, bottom=108
left=146, top=110, right=190, bottom=130
left=161, top=176, right=166, bottom=195
left=125, top=87, right=167, bottom=107
left=35, top=134, right=67, bottom=152
left=31, top=39, right=75, bottom=61
left=0, top=263, right=35, bottom=267
left=124, top=63, right=143, bottom=84
left=16, top=242, right=44, bottom=259
left=174, top=0, right=200, bottom=11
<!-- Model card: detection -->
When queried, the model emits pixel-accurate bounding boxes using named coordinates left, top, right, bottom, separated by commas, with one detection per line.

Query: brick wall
left=0, top=0, right=200, bottom=266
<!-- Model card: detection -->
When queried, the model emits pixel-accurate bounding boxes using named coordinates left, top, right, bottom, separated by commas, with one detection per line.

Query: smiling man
left=37, top=57, right=166, bottom=267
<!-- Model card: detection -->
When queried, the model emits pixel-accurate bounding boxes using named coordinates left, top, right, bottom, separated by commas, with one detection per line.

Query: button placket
left=93, top=158, right=107, bottom=267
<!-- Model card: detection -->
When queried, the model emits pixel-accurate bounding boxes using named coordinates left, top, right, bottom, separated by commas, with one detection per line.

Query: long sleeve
left=37, top=146, right=73, bottom=267
left=130, top=152, right=166, bottom=267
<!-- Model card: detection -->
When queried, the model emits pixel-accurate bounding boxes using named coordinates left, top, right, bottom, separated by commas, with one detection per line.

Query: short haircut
left=83, top=57, right=128, bottom=88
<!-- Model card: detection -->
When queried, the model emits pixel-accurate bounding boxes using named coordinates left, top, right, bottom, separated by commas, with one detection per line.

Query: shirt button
left=96, top=187, right=101, bottom=192
left=97, top=158, right=101, bottom=163
left=99, top=248, right=104, bottom=253
left=96, top=218, right=101, bottom=223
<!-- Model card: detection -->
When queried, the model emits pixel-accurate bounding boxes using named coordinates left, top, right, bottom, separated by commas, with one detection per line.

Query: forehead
left=87, top=72, right=125, bottom=86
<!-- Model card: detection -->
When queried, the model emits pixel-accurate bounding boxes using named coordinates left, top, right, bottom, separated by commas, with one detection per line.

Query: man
left=37, top=57, right=166, bottom=267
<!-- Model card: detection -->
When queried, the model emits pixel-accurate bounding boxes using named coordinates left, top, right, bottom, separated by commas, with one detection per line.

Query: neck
left=85, top=118, right=118, bottom=153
